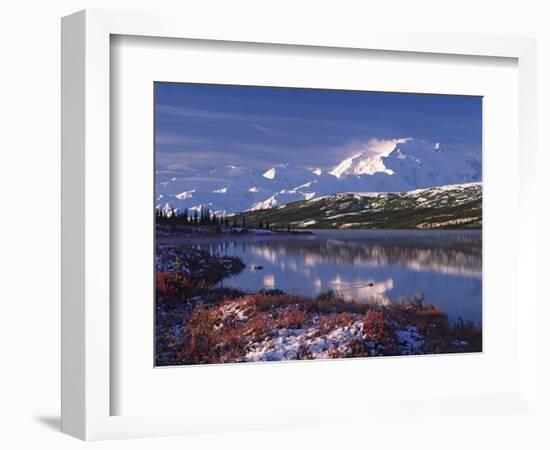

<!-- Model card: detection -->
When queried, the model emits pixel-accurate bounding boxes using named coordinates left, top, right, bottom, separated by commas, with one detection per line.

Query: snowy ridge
left=156, top=138, right=481, bottom=214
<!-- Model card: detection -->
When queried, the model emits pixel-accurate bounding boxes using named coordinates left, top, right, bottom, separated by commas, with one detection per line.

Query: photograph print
left=155, top=83, right=482, bottom=366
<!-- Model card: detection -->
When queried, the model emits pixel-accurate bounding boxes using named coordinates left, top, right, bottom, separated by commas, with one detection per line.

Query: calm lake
left=177, top=230, right=482, bottom=323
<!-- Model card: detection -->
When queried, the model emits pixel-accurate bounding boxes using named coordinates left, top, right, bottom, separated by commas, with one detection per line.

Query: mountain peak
left=330, top=138, right=410, bottom=178
left=329, top=153, right=363, bottom=178
left=262, top=167, right=277, bottom=179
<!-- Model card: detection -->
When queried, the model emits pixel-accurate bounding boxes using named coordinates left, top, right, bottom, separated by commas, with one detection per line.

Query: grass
left=156, top=286, right=482, bottom=366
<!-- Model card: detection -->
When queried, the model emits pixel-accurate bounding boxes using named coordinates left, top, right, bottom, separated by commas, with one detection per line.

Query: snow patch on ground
left=220, top=303, right=249, bottom=322
left=326, top=212, right=361, bottom=219
left=245, top=320, right=365, bottom=361
left=339, top=223, right=361, bottom=229
left=249, top=228, right=275, bottom=235
left=395, top=326, right=424, bottom=355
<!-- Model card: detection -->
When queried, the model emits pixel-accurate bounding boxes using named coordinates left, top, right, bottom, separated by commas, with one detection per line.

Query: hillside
left=232, top=183, right=482, bottom=230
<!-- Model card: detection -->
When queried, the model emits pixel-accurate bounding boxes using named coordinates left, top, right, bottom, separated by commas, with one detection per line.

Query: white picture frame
left=61, top=9, right=538, bottom=441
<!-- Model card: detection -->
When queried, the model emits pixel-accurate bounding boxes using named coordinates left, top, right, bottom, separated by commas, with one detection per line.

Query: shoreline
left=156, top=228, right=482, bottom=256
left=156, top=232, right=315, bottom=245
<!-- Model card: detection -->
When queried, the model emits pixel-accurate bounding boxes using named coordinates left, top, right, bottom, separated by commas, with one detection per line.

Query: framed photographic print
left=154, top=83, right=483, bottom=366
left=62, top=9, right=539, bottom=441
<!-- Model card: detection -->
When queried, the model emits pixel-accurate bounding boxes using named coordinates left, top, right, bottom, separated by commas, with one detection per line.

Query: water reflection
left=185, top=230, right=482, bottom=323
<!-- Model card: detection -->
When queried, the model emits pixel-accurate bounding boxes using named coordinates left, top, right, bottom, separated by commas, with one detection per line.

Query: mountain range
left=156, top=138, right=481, bottom=215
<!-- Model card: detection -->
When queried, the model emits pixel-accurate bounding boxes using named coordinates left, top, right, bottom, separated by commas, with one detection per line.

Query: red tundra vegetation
left=156, top=284, right=482, bottom=366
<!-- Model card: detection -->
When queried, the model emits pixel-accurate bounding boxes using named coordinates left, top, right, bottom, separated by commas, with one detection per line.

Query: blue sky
left=155, top=82, right=482, bottom=176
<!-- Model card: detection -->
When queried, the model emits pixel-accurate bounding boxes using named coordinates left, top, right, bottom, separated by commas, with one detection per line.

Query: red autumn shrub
left=180, top=306, right=221, bottom=364
left=363, top=311, right=393, bottom=342
left=277, top=307, right=309, bottom=329
left=318, top=312, right=356, bottom=332
left=246, top=293, right=303, bottom=312
left=216, top=324, right=250, bottom=363
left=156, top=271, right=194, bottom=297
left=363, top=310, right=399, bottom=355
left=410, top=305, right=447, bottom=336
left=181, top=301, right=277, bottom=364
left=156, top=272, right=179, bottom=297
left=308, top=296, right=371, bottom=315
left=241, top=311, right=272, bottom=339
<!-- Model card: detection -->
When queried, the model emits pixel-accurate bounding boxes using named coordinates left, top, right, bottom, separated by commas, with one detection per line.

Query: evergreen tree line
left=155, top=207, right=272, bottom=230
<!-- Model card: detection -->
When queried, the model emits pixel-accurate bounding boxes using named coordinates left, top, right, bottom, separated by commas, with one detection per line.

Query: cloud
left=156, top=150, right=239, bottom=175
left=251, top=124, right=282, bottom=136
left=155, top=133, right=208, bottom=146
left=156, top=104, right=376, bottom=132
left=156, top=105, right=238, bottom=120
left=343, top=138, right=410, bottom=160
left=328, top=138, right=411, bottom=177
left=156, top=135, right=414, bottom=177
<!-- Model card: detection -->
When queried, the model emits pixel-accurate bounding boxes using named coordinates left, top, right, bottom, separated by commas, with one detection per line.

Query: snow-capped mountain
left=156, top=138, right=481, bottom=214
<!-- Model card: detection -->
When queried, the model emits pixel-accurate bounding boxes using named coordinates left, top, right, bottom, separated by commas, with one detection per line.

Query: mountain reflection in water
left=184, top=230, right=482, bottom=323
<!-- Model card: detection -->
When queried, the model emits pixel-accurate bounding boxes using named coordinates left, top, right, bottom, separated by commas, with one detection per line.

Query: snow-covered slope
left=156, top=138, right=481, bottom=214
